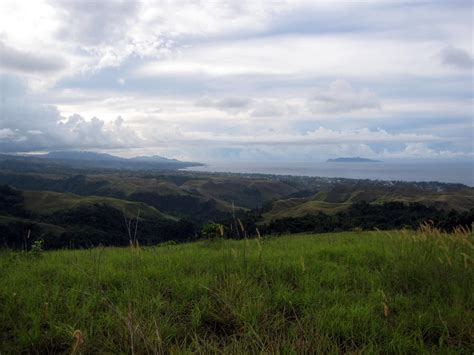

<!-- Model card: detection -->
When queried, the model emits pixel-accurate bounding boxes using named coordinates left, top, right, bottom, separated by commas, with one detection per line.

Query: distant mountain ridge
left=129, top=155, right=180, bottom=163
left=41, top=151, right=123, bottom=161
left=3, top=151, right=202, bottom=171
left=40, top=151, right=180, bottom=163
left=327, top=157, right=381, bottom=163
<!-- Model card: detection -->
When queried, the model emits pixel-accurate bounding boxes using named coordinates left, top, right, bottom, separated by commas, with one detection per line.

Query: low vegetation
left=1, top=226, right=473, bottom=353
left=260, top=201, right=474, bottom=235
left=1, top=184, right=473, bottom=250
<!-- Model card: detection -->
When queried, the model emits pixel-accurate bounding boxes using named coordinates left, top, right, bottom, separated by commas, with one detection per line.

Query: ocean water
left=182, top=161, right=474, bottom=186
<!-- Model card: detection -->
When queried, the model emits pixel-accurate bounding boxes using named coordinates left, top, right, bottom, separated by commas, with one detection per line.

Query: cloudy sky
left=0, top=0, right=472, bottom=162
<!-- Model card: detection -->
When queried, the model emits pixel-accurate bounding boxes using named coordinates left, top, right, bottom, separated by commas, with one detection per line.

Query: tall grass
left=0, top=228, right=472, bottom=353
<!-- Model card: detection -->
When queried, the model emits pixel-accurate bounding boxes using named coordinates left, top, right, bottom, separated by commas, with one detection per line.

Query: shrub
left=30, top=239, right=43, bottom=257
left=201, top=223, right=224, bottom=239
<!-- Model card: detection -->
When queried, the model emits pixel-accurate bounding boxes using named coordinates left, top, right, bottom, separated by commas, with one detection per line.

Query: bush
left=29, top=239, right=43, bottom=257
left=201, top=223, right=224, bottom=239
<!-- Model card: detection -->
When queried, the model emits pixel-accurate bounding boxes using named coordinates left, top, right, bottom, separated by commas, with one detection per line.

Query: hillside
left=22, top=190, right=175, bottom=220
left=0, top=185, right=195, bottom=249
left=0, top=169, right=303, bottom=221
left=0, top=152, right=202, bottom=171
left=1, top=158, right=473, bottom=249
left=263, top=181, right=474, bottom=222
left=1, top=229, right=472, bottom=353
left=2, top=167, right=473, bottom=221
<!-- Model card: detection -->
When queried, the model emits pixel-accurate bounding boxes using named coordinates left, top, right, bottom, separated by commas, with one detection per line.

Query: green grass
left=22, top=190, right=176, bottom=220
left=262, top=198, right=350, bottom=222
left=1, top=228, right=473, bottom=353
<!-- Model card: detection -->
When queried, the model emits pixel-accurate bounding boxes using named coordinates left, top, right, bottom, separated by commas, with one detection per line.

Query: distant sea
left=182, top=161, right=474, bottom=186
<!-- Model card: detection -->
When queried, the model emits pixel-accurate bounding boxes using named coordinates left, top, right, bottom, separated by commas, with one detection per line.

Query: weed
left=30, top=239, right=44, bottom=258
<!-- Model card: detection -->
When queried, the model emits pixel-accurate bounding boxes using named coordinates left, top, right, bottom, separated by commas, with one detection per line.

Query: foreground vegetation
left=1, top=226, right=473, bottom=353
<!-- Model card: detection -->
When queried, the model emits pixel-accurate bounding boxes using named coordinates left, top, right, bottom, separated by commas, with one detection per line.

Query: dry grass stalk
left=300, top=255, right=305, bottom=273
left=71, top=329, right=83, bottom=355
left=123, top=208, right=142, bottom=255
left=237, top=218, right=248, bottom=238
left=380, top=290, right=389, bottom=318
left=383, top=302, right=390, bottom=317
left=237, top=218, right=245, bottom=233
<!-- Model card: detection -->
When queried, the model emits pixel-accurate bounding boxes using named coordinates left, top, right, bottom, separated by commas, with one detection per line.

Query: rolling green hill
left=1, top=161, right=473, bottom=226
left=0, top=171, right=303, bottom=221
left=22, top=190, right=175, bottom=220
left=0, top=215, right=66, bottom=235
left=263, top=182, right=474, bottom=222
left=262, top=198, right=351, bottom=222
left=0, top=185, right=195, bottom=249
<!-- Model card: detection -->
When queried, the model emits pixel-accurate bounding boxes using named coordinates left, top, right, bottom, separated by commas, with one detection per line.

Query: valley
left=0, top=153, right=473, bottom=249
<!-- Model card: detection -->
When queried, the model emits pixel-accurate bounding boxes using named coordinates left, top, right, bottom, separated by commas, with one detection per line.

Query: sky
left=0, top=0, right=472, bottom=162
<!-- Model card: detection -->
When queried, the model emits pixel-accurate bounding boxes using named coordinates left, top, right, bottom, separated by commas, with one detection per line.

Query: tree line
left=214, top=201, right=473, bottom=238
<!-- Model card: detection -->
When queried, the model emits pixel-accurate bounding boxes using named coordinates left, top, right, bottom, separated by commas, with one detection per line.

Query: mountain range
left=2, top=151, right=202, bottom=171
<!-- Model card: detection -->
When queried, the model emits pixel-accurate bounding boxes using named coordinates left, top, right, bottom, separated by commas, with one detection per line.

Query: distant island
left=327, top=157, right=382, bottom=163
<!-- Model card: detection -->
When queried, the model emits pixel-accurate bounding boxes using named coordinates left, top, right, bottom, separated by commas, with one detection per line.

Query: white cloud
left=0, top=40, right=66, bottom=73
left=1, top=74, right=468, bottom=161
left=195, top=96, right=253, bottom=114
left=53, top=0, right=139, bottom=46
left=146, top=126, right=442, bottom=147
left=0, top=128, right=14, bottom=139
left=308, top=80, right=380, bottom=114
left=194, top=96, right=301, bottom=118
left=381, top=143, right=474, bottom=159
left=251, top=99, right=299, bottom=118
left=1, top=0, right=472, bottom=87
left=0, top=1, right=472, bottom=163
left=132, top=34, right=466, bottom=82
left=0, top=76, right=143, bottom=152
left=439, top=46, right=473, bottom=69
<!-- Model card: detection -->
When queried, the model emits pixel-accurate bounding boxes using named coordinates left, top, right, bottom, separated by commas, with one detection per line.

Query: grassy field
left=1, top=227, right=473, bottom=353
